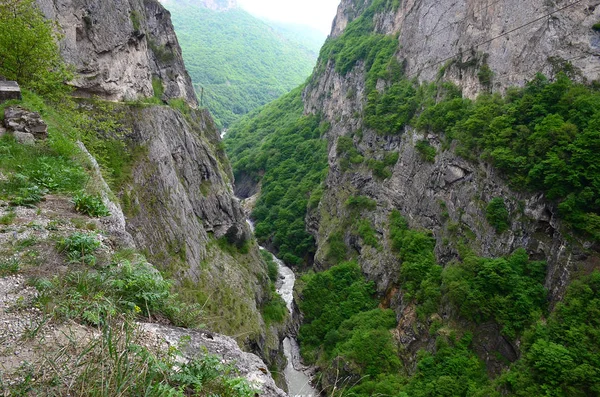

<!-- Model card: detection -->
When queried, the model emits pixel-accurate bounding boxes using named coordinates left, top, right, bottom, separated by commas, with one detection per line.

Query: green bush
left=326, top=231, right=348, bottom=263
left=443, top=248, right=547, bottom=339
left=491, top=271, right=600, bottom=395
left=260, top=249, right=279, bottom=282
left=486, top=197, right=510, bottom=233
left=261, top=294, right=287, bottom=325
left=298, top=261, right=378, bottom=361
left=346, top=195, right=377, bottom=211
left=415, top=139, right=436, bottom=162
left=389, top=210, right=442, bottom=317
left=0, top=0, right=72, bottom=98
left=73, top=191, right=111, bottom=217
left=357, top=218, right=378, bottom=247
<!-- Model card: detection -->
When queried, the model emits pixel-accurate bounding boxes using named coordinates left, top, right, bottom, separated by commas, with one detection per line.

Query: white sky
left=237, top=0, right=340, bottom=35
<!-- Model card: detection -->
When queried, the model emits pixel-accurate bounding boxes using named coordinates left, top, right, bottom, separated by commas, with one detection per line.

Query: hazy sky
left=237, top=0, right=340, bottom=35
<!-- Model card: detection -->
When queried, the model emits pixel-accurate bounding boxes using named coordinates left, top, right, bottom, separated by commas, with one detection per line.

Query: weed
left=0, top=258, right=19, bottom=276
left=56, top=232, right=101, bottom=265
left=72, top=191, right=110, bottom=217
left=15, top=236, right=37, bottom=251
left=10, top=184, right=48, bottom=207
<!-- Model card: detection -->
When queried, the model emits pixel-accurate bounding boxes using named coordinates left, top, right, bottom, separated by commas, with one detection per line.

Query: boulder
left=140, top=323, right=287, bottom=397
left=12, top=131, right=35, bottom=145
left=4, top=106, right=48, bottom=140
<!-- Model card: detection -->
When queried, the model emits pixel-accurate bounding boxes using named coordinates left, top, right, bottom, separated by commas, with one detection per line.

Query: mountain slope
left=164, top=1, right=318, bottom=128
left=225, top=0, right=600, bottom=394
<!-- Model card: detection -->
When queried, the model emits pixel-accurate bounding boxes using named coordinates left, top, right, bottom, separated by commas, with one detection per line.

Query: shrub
left=56, top=232, right=101, bottom=265
left=298, top=261, right=377, bottom=360
left=262, top=295, right=287, bottom=325
left=326, top=231, right=347, bottom=263
left=0, top=0, right=72, bottom=98
left=357, top=218, right=378, bottom=247
left=415, top=139, right=436, bottom=162
left=346, top=195, right=377, bottom=211
left=443, top=248, right=547, bottom=339
left=486, top=197, right=510, bottom=233
left=260, top=249, right=279, bottom=282
left=73, top=191, right=111, bottom=217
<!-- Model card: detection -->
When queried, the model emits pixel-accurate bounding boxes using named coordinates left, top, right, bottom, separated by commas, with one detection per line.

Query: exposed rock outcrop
left=35, top=0, right=282, bottom=377
left=141, top=323, right=287, bottom=397
left=36, top=0, right=197, bottom=106
left=3, top=106, right=48, bottom=144
left=326, top=0, right=600, bottom=99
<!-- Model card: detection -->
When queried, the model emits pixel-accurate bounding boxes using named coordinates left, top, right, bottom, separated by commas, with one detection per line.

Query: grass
left=0, top=258, right=19, bottom=276
left=0, top=211, right=16, bottom=225
left=4, top=316, right=257, bottom=396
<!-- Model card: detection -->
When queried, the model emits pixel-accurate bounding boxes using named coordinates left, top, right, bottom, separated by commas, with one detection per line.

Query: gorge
left=0, top=0, right=599, bottom=395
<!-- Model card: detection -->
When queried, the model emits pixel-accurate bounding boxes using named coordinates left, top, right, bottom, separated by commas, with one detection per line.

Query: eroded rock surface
left=141, top=323, right=287, bottom=397
left=36, top=0, right=197, bottom=105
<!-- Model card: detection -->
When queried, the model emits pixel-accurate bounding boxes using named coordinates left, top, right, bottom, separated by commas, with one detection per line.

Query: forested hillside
left=164, top=2, right=319, bottom=128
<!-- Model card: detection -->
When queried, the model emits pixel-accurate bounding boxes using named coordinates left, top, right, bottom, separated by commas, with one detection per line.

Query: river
left=246, top=221, right=318, bottom=397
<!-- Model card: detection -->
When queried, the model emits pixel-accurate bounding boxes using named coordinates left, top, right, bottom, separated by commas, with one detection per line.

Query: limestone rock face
left=36, top=0, right=197, bottom=106
left=141, top=323, right=287, bottom=397
left=303, top=0, right=600, bottom=374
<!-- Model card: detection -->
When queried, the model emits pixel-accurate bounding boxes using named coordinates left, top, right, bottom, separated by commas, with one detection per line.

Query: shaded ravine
left=246, top=220, right=318, bottom=396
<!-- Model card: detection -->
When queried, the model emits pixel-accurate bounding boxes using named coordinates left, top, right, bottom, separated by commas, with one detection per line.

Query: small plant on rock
left=73, top=191, right=111, bottom=217
left=486, top=197, right=510, bottom=233
left=56, top=232, right=101, bottom=265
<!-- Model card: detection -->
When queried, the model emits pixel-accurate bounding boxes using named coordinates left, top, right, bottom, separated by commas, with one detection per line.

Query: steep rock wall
left=326, top=0, right=600, bottom=98
left=37, top=0, right=197, bottom=105
left=304, top=0, right=600, bottom=373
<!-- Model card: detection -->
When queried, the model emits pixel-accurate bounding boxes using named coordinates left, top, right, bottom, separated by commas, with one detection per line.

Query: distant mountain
left=163, top=1, right=319, bottom=128
left=261, top=20, right=327, bottom=57
left=160, top=0, right=238, bottom=12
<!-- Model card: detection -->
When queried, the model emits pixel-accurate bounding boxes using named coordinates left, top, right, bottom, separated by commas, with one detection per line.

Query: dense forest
left=225, top=0, right=600, bottom=394
left=165, top=2, right=321, bottom=128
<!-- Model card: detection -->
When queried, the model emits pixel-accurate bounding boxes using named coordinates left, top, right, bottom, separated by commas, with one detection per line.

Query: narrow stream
left=246, top=220, right=318, bottom=396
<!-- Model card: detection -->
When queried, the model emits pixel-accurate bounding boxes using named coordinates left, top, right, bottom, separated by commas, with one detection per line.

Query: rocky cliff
left=302, top=0, right=600, bottom=376
left=328, top=0, right=600, bottom=97
left=36, top=0, right=197, bottom=105
left=35, top=0, right=284, bottom=372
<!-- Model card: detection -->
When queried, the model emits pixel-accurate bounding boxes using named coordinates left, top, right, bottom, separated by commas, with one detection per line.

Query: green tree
left=0, top=0, right=71, bottom=97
